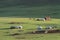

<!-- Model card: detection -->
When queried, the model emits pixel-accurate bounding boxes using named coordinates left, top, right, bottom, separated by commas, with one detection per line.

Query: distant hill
left=0, top=0, right=60, bottom=7
left=0, top=0, right=60, bottom=18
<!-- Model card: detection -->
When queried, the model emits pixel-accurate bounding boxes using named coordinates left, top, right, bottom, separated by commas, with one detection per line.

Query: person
left=37, top=25, right=42, bottom=31
left=44, top=16, right=51, bottom=21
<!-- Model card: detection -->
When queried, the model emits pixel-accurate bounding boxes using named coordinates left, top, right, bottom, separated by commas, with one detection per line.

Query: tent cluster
left=9, top=25, right=60, bottom=34
left=37, top=26, right=53, bottom=31
left=32, top=25, right=59, bottom=34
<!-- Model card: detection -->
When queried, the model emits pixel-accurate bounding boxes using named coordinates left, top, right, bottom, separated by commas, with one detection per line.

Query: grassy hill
left=0, top=0, right=60, bottom=40
left=0, top=17, right=60, bottom=40
left=0, top=0, right=60, bottom=18
left=0, top=0, right=60, bottom=8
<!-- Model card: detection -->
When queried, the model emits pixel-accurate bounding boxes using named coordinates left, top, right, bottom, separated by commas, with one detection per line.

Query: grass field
left=0, top=1, right=60, bottom=40
left=0, top=17, right=60, bottom=40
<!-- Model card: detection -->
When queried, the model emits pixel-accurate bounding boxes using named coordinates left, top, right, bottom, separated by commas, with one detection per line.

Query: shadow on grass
left=5, top=33, right=21, bottom=36
left=6, top=22, right=28, bottom=24
left=25, top=30, right=60, bottom=35
left=0, top=28, right=10, bottom=30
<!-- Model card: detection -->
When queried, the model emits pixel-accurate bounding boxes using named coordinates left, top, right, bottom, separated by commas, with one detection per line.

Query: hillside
left=0, top=0, right=60, bottom=18
left=0, top=0, right=60, bottom=7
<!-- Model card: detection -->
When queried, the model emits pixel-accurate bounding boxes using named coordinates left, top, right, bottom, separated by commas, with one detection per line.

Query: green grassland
left=0, top=0, right=60, bottom=40
left=0, top=17, right=60, bottom=40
